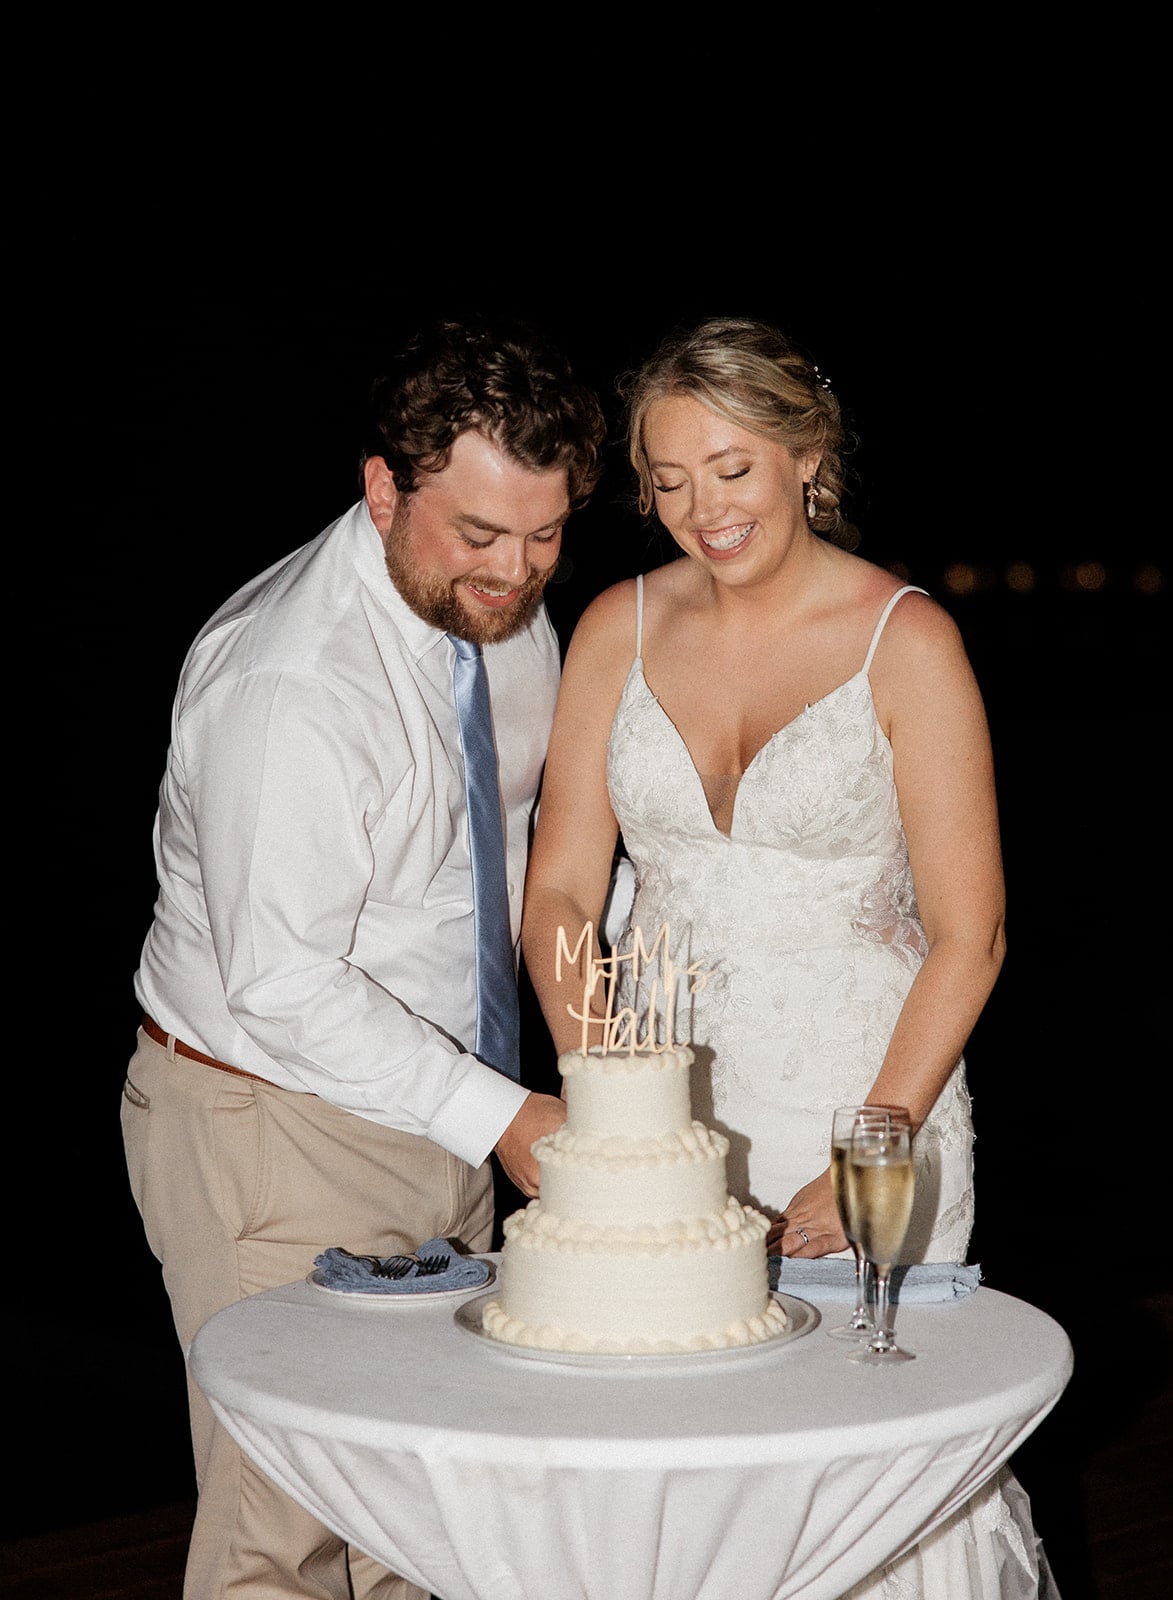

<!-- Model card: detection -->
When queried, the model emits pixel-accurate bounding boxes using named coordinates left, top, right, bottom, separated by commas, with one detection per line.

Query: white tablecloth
left=189, top=1264, right=1072, bottom=1600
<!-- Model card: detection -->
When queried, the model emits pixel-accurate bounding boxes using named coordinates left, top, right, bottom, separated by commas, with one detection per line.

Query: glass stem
left=869, top=1267, right=894, bottom=1353
left=851, top=1245, right=870, bottom=1329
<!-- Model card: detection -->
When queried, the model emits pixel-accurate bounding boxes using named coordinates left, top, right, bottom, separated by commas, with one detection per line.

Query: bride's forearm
left=522, top=888, right=609, bottom=1057
left=865, top=933, right=1005, bottom=1131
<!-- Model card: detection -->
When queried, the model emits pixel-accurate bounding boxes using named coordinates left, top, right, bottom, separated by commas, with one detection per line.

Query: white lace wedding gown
left=605, top=578, right=1057, bottom=1600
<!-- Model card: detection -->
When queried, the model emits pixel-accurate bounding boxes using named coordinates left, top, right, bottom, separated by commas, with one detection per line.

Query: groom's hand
left=495, top=1092, right=567, bottom=1197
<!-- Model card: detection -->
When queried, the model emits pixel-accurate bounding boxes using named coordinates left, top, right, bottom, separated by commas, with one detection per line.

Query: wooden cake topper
left=556, top=922, right=709, bottom=1054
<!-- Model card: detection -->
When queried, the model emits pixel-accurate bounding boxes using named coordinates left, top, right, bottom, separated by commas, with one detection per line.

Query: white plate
left=453, top=1291, right=818, bottom=1368
left=307, top=1260, right=495, bottom=1302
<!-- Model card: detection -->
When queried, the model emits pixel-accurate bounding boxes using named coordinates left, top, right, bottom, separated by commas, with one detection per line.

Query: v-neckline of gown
left=630, top=658, right=873, bottom=839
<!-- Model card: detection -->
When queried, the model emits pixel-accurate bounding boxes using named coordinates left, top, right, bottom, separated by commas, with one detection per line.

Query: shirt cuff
left=428, top=1061, right=531, bottom=1169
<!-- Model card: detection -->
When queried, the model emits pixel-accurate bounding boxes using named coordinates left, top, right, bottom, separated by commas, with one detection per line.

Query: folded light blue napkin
left=313, top=1237, right=491, bottom=1296
left=769, top=1256, right=982, bottom=1303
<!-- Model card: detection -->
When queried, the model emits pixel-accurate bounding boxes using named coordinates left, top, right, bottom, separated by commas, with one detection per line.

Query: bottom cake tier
left=481, top=1200, right=788, bottom=1355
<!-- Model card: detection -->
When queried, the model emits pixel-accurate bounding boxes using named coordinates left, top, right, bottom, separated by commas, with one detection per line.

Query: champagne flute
left=844, top=1115, right=916, bottom=1364
left=826, top=1105, right=910, bottom=1340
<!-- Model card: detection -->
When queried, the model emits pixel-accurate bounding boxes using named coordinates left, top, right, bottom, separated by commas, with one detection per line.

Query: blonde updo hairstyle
left=623, top=317, right=846, bottom=537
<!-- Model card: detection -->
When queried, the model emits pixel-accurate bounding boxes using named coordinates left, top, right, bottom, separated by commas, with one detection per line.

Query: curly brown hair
left=621, top=317, right=846, bottom=536
left=363, top=316, right=606, bottom=508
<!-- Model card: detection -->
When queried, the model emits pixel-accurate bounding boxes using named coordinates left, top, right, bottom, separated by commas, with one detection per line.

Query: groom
left=121, top=315, right=604, bottom=1598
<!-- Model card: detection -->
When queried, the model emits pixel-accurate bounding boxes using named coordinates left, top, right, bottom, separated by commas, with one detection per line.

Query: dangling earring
left=806, top=480, right=819, bottom=520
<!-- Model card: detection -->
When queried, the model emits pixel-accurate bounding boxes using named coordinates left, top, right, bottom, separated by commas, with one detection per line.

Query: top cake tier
left=559, top=1045, right=694, bottom=1140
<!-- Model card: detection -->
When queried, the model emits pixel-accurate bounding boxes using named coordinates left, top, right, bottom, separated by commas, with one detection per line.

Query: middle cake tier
left=534, top=1122, right=731, bottom=1226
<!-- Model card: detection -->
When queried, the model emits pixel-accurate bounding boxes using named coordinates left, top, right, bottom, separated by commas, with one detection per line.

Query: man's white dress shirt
left=136, top=500, right=559, bottom=1167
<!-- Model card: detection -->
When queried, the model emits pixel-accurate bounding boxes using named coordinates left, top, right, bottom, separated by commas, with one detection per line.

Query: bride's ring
left=798, top=1228, right=810, bottom=1245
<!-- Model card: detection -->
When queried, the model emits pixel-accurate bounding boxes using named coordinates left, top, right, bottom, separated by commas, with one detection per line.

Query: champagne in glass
left=845, top=1117, right=916, bottom=1365
left=827, top=1105, right=909, bottom=1341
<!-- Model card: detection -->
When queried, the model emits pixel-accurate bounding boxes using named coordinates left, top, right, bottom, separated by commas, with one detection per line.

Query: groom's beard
left=384, top=511, right=557, bottom=646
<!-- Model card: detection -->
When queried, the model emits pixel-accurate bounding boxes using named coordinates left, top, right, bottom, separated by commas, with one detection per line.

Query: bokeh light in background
left=898, top=559, right=1168, bottom=597
left=1134, top=563, right=1164, bottom=595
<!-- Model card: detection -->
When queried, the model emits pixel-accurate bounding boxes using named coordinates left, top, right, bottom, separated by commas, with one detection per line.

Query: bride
left=521, top=317, right=1058, bottom=1597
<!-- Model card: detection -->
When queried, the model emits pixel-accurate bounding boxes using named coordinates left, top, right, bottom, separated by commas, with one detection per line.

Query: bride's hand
left=766, top=1170, right=848, bottom=1257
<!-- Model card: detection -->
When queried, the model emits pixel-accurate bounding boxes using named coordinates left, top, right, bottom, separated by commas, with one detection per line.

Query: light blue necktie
left=448, top=634, right=521, bottom=1080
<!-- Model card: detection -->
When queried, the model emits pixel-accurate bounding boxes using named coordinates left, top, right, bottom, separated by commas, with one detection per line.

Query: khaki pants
left=122, top=1027, right=494, bottom=1599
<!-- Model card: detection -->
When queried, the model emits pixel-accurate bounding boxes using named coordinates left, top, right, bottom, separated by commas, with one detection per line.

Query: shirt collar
left=349, top=498, right=451, bottom=664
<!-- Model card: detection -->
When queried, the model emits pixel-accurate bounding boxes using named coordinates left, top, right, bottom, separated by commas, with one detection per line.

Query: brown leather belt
left=141, top=1014, right=271, bottom=1084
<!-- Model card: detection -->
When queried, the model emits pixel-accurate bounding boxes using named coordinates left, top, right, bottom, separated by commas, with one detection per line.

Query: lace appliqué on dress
left=851, top=859, right=928, bottom=969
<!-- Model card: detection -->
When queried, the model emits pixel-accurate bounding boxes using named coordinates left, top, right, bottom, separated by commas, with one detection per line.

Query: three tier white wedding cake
left=481, top=925, right=787, bottom=1355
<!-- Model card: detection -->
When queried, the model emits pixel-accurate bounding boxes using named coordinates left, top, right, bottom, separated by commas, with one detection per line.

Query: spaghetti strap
left=634, top=573, right=645, bottom=660
left=862, top=584, right=928, bottom=674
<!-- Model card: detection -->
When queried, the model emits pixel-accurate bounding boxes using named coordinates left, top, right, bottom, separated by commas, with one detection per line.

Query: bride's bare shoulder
left=642, top=557, right=708, bottom=618
left=573, top=561, right=694, bottom=641
left=832, top=554, right=950, bottom=632
left=862, top=571, right=974, bottom=708
left=562, top=578, right=644, bottom=681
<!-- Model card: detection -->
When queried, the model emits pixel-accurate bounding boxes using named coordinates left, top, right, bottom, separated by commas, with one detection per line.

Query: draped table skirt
left=189, top=1264, right=1071, bottom=1600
